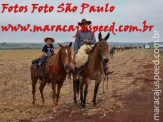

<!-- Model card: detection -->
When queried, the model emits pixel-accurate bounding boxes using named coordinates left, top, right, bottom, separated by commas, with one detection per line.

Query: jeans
left=75, top=67, right=78, bottom=75
left=40, top=56, right=47, bottom=65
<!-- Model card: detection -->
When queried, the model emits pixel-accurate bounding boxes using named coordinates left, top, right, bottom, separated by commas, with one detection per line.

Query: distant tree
left=1, top=42, right=7, bottom=46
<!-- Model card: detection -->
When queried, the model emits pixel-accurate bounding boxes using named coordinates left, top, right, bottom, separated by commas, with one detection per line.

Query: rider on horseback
left=38, top=37, right=55, bottom=68
left=74, top=19, right=114, bottom=80
left=32, top=37, right=55, bottom=69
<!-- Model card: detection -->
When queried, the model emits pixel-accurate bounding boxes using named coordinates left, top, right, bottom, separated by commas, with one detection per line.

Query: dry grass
left=0, top=49, right=155, bottom=121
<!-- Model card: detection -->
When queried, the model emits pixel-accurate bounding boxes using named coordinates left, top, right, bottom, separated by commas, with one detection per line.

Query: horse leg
left=80, top=79, right=84, bottom=106
left=56, top=83, right=63, bottom=107
left=83, top=80, right=88, bottom=108
left=39, top=81, right=46, bottom=104
left=106, top=75, right=109, bottom=90
left=73, top=77, right=77, bottom=104
left=103, top=75, right=105, bottom=93
left=32, top=77, right=38, bottom=105
left=92, top=80, right=101, bottom=106
left=51, top=81, right=57, bottom=112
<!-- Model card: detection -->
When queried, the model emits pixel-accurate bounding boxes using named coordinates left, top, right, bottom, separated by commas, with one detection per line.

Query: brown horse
left=31, top=42, right=72, bottom=112
left=73, top=32, right=110, bottom=107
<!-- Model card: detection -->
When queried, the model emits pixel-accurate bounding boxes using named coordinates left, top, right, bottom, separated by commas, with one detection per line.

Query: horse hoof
left=93, top=103, right=97, bottom=107
left=82, top=104, right=86, bottom=108
left=42, top=101, right=45, bottom=104
left=32, top=102, right=35, bottom=105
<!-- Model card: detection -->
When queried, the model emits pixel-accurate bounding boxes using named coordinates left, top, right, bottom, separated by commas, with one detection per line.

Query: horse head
left=58, top=42, right=72, bottom=70
left=97, top=32, right=110, bottom=63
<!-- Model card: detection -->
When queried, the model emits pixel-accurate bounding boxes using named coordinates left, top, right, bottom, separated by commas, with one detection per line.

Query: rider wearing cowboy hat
left=74, top=19, right=114, bottom=80
left=74, top=19, right=95, bottom=53
left=38, top=37, right=55, bottom=67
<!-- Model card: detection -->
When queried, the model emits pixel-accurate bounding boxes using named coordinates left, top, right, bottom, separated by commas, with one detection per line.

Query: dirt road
left=0, top=49, right=162, bottom=122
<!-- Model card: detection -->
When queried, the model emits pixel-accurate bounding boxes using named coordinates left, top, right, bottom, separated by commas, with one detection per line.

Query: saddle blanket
left=75, top=44, right=94, bottom=69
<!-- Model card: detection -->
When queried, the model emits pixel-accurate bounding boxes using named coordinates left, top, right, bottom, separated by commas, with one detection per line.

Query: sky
left=0, top=0, right=162, bottom=43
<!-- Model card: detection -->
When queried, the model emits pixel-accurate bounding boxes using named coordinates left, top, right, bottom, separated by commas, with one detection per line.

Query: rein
left=100, top=53, right=108, bottom=55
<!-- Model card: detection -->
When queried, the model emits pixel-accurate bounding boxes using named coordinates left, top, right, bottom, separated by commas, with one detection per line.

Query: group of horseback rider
left=32, top=19, right=114, bottom=78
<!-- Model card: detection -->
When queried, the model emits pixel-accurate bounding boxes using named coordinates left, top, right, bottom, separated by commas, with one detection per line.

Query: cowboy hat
left=78, top=19, right=92, bottom=26
left=44, top=37, right=55, bottom=43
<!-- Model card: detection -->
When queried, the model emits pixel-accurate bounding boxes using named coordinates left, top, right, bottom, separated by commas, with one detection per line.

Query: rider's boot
left=103, top=62, right=114, bottom=75
left=105, top=70, right=114, bottom=75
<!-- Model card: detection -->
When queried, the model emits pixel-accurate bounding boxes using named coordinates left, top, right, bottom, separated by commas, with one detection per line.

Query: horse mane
left=49, top=48, right=62, bottom=66
left=91, top=42, right=99, bottom=53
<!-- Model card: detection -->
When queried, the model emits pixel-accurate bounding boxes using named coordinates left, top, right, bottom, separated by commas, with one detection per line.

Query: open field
left=0, top=42, right=148, bottom=50
left=0, top=49, right=163, bottom=122
left=0, top=44, right=43, bottom=50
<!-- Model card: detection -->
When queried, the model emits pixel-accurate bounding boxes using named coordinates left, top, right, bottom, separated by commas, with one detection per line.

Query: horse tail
left=76, top=79, right=80, bottom=94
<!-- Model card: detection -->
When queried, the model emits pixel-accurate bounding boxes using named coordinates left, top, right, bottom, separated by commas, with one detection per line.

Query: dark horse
left=110, top=46, right=116, bottom=57
left=73, top=32, right=110, bottom=107
left=31, top=42, right=72, bottom=112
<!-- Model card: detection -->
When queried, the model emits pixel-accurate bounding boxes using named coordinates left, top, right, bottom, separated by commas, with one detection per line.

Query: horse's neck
left=88, top=46, right=102, bottom=68
left=51, top=49, right=64, bottom=69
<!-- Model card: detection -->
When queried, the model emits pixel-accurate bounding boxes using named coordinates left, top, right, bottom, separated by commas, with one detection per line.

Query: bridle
left=62, top=59, right=71, bottom=64
left=60, top=48, right=72, bottom=64
left=52, top=48, right=71, bottom=73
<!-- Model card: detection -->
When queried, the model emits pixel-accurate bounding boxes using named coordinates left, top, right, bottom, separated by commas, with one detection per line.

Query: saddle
left=32, top=57, right=40, bottom=64
left=32, top=58, right=40, bottom=69
left=43, top=53, right=56, bottom=73
left=32, top=53, right=54, bottom=72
